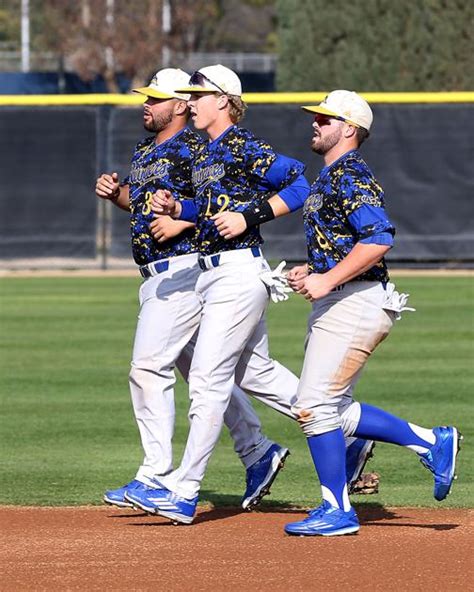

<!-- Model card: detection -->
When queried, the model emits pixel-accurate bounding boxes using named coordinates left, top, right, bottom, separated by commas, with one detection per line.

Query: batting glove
left=260, top=261, right=292, bottom=303
left=383, top=283, right=416, bottom=320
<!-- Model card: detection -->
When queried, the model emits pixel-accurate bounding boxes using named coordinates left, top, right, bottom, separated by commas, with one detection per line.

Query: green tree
left=276, top=0, right=474, bottom=91
left=0, top=0, right=19, bottom=44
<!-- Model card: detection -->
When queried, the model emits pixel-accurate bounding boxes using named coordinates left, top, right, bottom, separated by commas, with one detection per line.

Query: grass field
left=0, top=275, right=472, bottom=508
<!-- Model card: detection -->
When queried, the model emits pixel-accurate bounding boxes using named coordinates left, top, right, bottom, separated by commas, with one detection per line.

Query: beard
left=143, top=110, right=173, bottom=133
left=311, top=126, right=342, bottom=155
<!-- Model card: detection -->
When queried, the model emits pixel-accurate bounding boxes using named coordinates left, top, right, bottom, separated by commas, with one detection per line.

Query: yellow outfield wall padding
left=0, top=91, right=473, bottom=106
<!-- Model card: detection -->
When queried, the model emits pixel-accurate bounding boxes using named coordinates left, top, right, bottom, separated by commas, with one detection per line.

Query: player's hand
left=150, top=216, right=186, bottom=243
left=95, top=172, right=120, bottom=200
left=211, top=211, right=247, bottom=239
left=287, top=264, right=309, bottom=291
left=298, top=273, right=335, bottom=301
left=151, top=189, right=179, bottom=217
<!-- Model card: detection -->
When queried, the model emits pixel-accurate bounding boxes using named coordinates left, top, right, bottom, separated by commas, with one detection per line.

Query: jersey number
left=315, top=227, right=331, bottom=251
left=142, top=191, right=154, bottom=216
left=205, top=194, right=230, bottom=217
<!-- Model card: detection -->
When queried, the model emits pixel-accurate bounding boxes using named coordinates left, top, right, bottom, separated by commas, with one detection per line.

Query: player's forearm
left=324, top=242, right=391, bottom=287
left=111, top=185, right=131, bottom=211
left=243, top=174, right=310, bottom=226
left=271, top=174, right=310, bottom=215
left=268, top=195, right=290, bottom=217
left=167, top=219, right=195, bottom=233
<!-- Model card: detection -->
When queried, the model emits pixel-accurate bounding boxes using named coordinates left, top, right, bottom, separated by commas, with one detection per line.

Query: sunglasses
left=313, top=113, right=360, bottom=128
left=189, top=71, right=228, bottom=96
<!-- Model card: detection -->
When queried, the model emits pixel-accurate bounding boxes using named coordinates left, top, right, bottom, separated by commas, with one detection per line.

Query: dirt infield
left=1, top=506, right=472, bottom=591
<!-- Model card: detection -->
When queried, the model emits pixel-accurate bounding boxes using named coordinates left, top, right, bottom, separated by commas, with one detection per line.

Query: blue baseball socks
left=354, top=403, right=435, bottom=453
left=307, top=428, right=350, bottom=510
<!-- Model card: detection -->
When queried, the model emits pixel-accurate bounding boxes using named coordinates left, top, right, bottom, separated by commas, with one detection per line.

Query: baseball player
left=96, top=68, right=294, bottom=510
left=96, top=69, right=373, bottom=513
left=125, top=66, right=377, bottom=524
left=283, top=90, right=462, bottom=536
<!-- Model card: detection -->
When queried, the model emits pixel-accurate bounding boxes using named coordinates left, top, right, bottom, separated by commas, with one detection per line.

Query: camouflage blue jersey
left=188, top=125, right=307, bottom=255
left=303, top=149, right=395, bottom=283
left=123, top=127, right=202, bottom=265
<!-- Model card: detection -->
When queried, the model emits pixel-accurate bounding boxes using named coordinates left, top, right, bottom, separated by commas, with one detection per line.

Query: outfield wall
left=0, top=93, right=473, bottom=268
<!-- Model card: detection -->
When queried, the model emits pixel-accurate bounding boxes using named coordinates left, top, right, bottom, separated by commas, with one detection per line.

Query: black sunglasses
left=314, top=112, right=360, bottom=128
left=189, top=71, right=228, bottom=96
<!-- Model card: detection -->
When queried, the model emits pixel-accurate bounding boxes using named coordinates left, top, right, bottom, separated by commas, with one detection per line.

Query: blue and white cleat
left=346, top=439, right=376, bottom=494
left=125, top=486, right=198, bottom=524
left=241, top=443, right=290, bottom=510
left=123, top=483, right=167, bottom=514
left=419, top=426, right=462, bottom=501
left=103, top=479, right=149, bottom=508
left=154, top=489, right=198, bottom=525
left=285, top=500, right=359, bottom=537
left=132, top=487, right=198, bottom=525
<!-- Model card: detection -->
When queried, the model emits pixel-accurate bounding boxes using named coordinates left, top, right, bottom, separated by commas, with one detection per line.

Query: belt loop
left=139, top=259, right=169, bottom=277
left=250, top=246, right=261, bottom=258
left=155, top=260, right=170, bottom=274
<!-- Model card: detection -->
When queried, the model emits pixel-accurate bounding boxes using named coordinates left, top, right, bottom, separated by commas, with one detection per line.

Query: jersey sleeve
left=340, top=169, right=395, bottom=241
left=265, top=155, right=309, bottom=211
left=262, top=153, right=305, bottom=187
left=251, top=153, right=308, bottom=211
left=244, top=138, right=278, bottom=181
left=178, top=199, right=198, bottom=223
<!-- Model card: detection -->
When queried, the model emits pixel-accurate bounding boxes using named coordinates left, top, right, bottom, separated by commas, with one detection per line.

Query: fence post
left=95, top=105, right=112, bottom=270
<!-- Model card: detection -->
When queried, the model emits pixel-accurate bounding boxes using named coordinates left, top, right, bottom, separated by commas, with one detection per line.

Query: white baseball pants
left=129, top=252, right=298, bottom=487
left=159, top=249, right=299, bottom=499
left=293, top=281, right=395, bottom=436
left=178, top=316, right=300, bottom=468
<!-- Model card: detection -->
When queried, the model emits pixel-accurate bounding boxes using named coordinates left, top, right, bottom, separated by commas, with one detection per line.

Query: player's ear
left=344, top=124, right=358, bottom=139
left=174, top=99, right=188, bottom=116
left=216, top=94, right=229, bottom=111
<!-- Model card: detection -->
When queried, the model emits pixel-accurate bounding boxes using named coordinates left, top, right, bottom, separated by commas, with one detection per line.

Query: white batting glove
left=260, top=261, right=292, bottom=303
left=383, top=282, right=416, bottom=320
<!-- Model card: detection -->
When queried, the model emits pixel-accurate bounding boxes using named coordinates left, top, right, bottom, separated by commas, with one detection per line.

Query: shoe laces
left=307, top=500, right=332, bottom=518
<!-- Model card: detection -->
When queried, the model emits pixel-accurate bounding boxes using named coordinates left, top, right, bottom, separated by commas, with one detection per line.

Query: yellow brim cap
left=132, top=86, right=175, bottom=99
left=301, top=105, right=339, bottom=117
left=301, top=105, right=360, bottom=127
